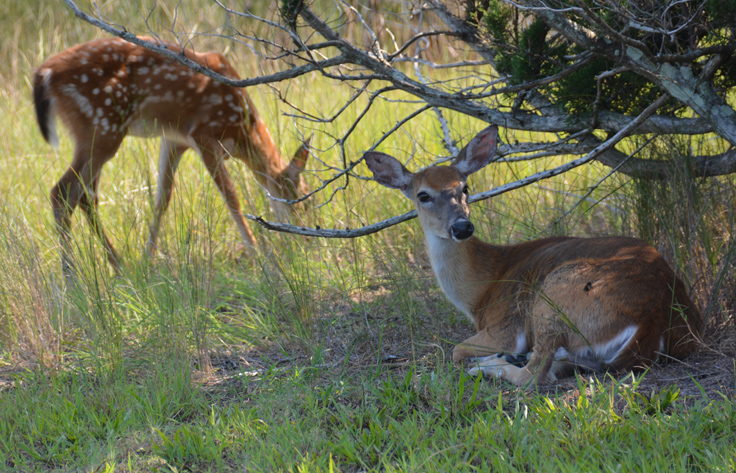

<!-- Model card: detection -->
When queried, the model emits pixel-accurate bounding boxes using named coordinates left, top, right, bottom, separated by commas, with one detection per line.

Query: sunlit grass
left=0, top=1, right=734, bottom=471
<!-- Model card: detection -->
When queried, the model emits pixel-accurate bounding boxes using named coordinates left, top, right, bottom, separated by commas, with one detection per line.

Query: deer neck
left=424, top=232, right=501, bottom=324
left=240, top=118, right=287, bottom=191
left=230, top=92, right=289, bottom=196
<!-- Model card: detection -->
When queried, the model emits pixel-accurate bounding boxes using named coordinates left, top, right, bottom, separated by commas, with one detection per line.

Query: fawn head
left=364, top=126, right=499, bottom=241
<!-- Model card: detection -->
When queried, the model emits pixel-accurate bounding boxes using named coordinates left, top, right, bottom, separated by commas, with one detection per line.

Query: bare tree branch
left=247, top=93, right=670, bottom=237
left=60, top=0, right=736, bottom=241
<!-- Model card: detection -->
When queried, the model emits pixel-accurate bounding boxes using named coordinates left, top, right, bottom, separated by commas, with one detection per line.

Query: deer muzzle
left=450, top=218, right=474, bottom=241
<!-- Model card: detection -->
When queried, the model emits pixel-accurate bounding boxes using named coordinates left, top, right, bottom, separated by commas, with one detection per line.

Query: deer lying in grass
left=33, top=36, right=310, bottom=276
left=365, top=126, right=702, bottom=385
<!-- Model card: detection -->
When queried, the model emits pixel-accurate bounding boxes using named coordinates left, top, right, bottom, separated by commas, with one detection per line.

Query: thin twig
left=249, top=94, right=670, bottom=237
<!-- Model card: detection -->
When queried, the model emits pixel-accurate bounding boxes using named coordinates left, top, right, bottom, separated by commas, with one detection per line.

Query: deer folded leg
left=452, top=328, right=514, bottom=362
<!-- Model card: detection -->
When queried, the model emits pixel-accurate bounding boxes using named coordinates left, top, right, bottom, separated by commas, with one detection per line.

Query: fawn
left=34, top=36, right=310, bottom=276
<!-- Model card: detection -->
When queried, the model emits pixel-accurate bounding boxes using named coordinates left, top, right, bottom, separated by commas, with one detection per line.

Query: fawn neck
left=240, top=110, right=287, bottom=187
left=239, top=114, right=302, bottom=219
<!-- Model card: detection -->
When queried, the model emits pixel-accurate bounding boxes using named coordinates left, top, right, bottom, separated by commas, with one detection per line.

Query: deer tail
left=33, top=68, right=58, bottom=148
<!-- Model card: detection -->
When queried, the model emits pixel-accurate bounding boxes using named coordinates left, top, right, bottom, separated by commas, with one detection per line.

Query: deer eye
left=417, top=191, right=432, bottom=203
left=462, top=185, right=469, bottom=195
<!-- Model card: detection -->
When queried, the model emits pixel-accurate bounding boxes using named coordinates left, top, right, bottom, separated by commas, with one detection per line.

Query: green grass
left=2, top=365, right=734, bottom=472
left=0, top=1, right=734, bottom=472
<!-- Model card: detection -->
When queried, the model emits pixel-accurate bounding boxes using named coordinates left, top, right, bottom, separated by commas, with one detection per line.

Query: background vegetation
left=0, top=1, right=733, bottom=471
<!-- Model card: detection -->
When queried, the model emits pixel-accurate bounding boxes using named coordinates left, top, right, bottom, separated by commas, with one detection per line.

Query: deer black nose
left=450, top=219, right=474, bottom=241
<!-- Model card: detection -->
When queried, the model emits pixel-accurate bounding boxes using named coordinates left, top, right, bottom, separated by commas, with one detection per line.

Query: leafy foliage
left=474, top=0, right=736, bottom=116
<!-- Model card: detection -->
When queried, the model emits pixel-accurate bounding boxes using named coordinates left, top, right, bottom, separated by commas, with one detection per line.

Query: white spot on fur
left=104, top=85, right=113, bottom=94
left=60, top=83, right=93, bottom=118
left=138, top=66, right=150, bottom=75
left=80, top=74, right=88, bottom=83
left=92, top=88, right=100, bottom=95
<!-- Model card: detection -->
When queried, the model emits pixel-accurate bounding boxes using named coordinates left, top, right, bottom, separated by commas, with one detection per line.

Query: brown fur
left=365, top=126, right=702, bottom=386
left=451, top=236, right=701, bottom=371
left=33, top=37, right=309, bottom=275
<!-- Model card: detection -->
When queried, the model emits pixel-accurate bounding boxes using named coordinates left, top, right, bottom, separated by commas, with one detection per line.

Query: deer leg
left=77, top=138, right=123, bottom=272
left=201, top=150, right=257, bottom=251
left=467, top=345, right=558, bottom=386
left=504, top=348, right=557, bottom=386
left=51, top=164, right=86, bottom=278
left=456, top=331, right=531, bottom=382
left=79, top=166, right=121, bottom=272
left=457, top=323, right=563, bottom=386
left=504, top=304, right=571, bottom=385
left=55, top=138, right=122, bottom=278
left=452, top=328, right=516, bottom=362
left=146, top=139, right=187, bottom=257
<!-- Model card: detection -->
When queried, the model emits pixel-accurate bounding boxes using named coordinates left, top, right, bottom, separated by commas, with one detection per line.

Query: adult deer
left=365, top=126, right=702, bottom=386
left=33, top=36, right=310, bottom=276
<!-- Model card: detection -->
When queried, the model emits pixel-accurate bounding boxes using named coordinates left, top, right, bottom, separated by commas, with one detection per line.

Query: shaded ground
left=1, top=274, right=731, bottom=402
left=204, top=280, right=735, bottom=403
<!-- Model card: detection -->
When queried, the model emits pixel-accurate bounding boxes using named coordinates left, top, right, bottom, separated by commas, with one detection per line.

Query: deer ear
left=284, top=136, right=311, bottom=182
left=453, top=126, right=499, bottom=177
left=364, top=151, right=414, bottom=195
